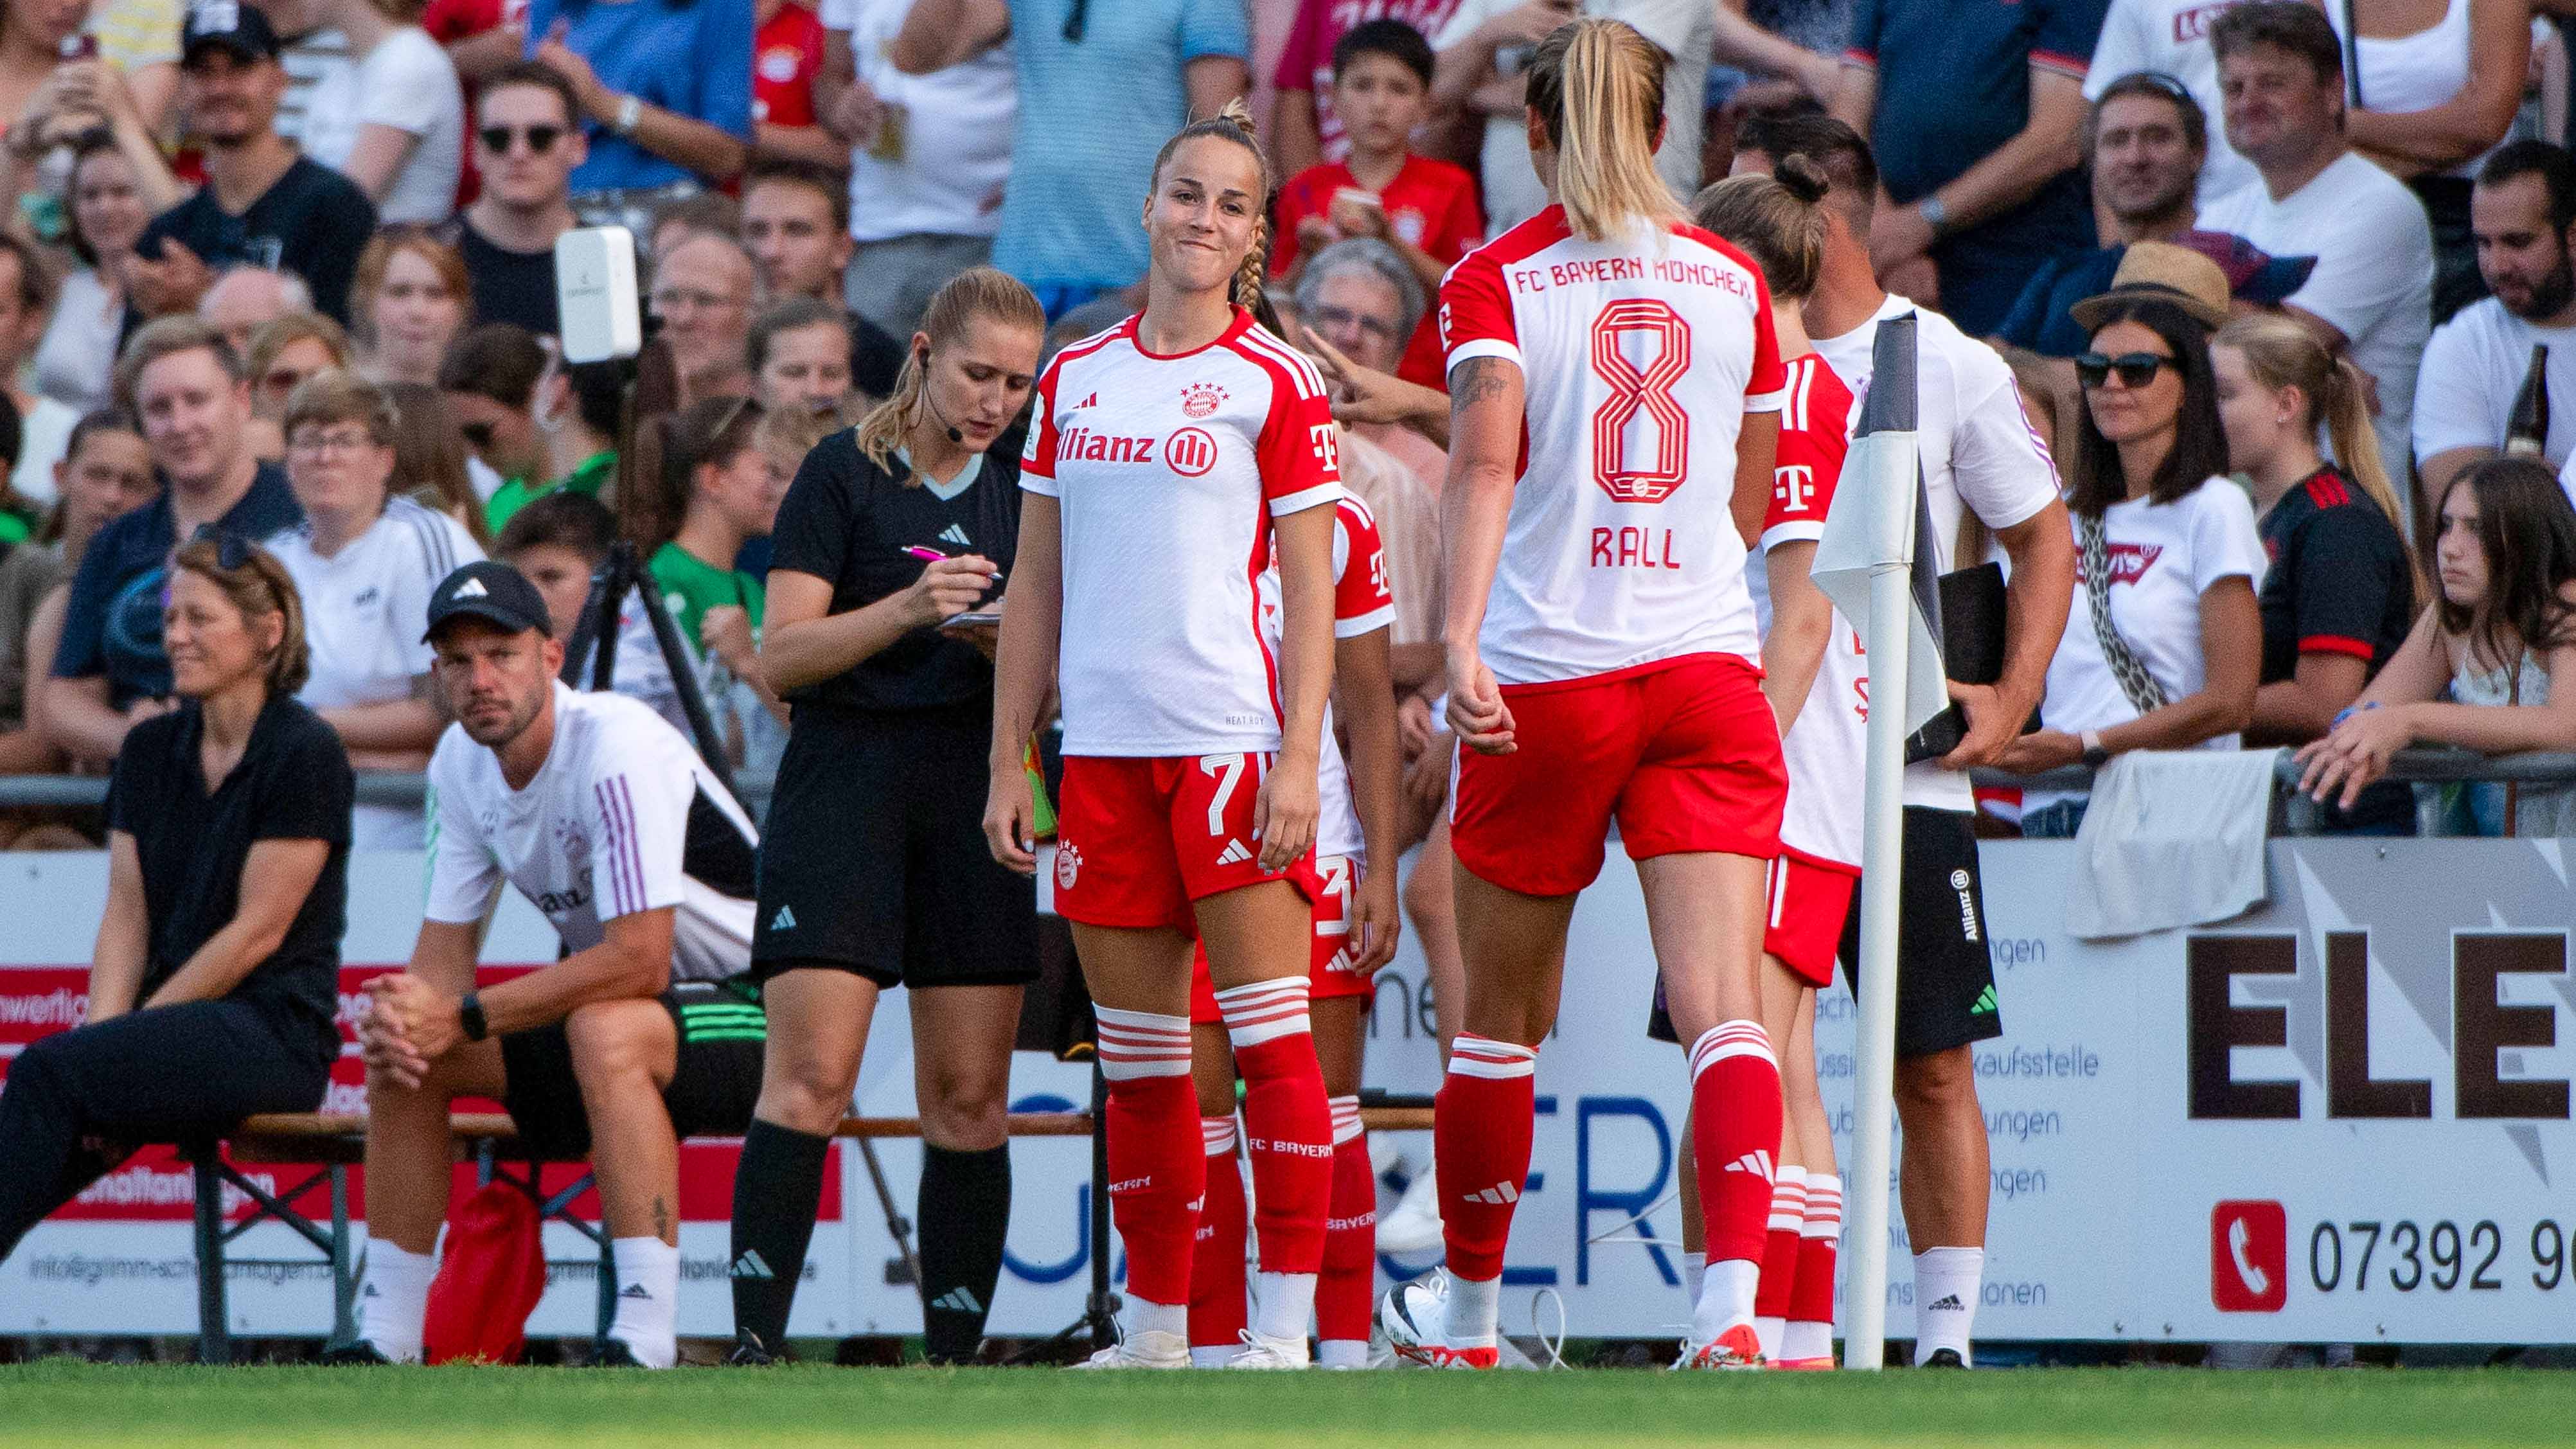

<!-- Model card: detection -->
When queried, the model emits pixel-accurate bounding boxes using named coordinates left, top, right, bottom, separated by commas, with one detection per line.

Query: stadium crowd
left=0, top=0, right=2573, bottom=1374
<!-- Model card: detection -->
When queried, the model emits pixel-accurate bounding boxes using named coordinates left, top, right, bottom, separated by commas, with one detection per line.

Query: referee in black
left=0, top=535, right=350, bottom=1266
left=728, top=269, right=1050, bottom=1364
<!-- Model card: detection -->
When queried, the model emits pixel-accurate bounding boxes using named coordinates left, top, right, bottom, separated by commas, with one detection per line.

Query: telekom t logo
left=2210, top=1200, right=2287, bottom=1312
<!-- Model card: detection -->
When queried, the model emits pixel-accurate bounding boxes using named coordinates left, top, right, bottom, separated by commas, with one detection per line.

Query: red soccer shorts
left=1764, top=851, right=1857, bottom=988
left=1189, top=853, right=1369, bottom=1024
left=1451, top=653, right=1786, bottom=896
left=1054, top=754, right=1316, bottom=935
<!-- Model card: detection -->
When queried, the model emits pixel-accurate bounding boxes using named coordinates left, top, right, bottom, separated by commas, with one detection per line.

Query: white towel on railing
left=2066, top=749, right=2282, bottom=940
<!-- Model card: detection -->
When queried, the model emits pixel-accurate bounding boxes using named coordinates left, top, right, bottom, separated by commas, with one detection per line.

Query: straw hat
left=2069, top=240, right=2233, bottom=333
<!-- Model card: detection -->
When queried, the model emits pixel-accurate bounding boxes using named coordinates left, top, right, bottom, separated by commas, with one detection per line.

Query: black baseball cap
left=181, top=1, right=281, bottom=65
left=424, top=560, right=554, bottom=641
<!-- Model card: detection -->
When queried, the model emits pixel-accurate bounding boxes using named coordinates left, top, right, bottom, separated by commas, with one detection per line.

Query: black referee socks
left=918, top=1142, right=1012, bottom=1364
left=731, top=1118, right=832, bottom=1349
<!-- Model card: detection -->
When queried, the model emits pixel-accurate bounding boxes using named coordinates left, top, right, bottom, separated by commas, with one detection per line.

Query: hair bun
left=1216, top=95, right=1259, bottom=138
left=1774, top=154, right=1830, bottom=205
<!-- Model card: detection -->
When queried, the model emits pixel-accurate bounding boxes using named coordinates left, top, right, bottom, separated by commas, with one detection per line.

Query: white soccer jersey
left=1757, top=355, right=1865, bottom=872
left=1255, top=492, right=1399, bottom=864
left=1022, top=309, right=1344, bottom=757
left=424, top=684, right=759, bottom=980
left=268, top=495, right=483, bottom=849
left=1437, top=206, right=1787, bottom=685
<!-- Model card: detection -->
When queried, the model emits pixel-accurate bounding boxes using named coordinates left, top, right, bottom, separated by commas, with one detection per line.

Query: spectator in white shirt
left=34, top=138, right=156, bottom=417
left=2419, top=142, right=2576, bottom=499
left=815, top=0, right=1015, bottom=337
left=2327, top=0, right=2534, bottom=324
left=299, top=0, right=467, bottom=223
left=2201, top=2, right=2435, bottom=514
left=2086, top=0, right=2264, bottom=205
left=263, top=369, right=483, bottom=848
left=0, top=231, right=80, bottom=512
left=2002, top=286, right=2264, bottom=836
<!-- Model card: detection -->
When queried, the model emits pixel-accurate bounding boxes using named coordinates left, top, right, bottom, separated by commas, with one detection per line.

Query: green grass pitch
left=0, top=1362, right=2570, bottom=1447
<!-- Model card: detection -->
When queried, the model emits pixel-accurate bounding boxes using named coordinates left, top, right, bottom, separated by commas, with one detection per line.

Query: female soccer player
left=1380, top=18, right=1790, bottom=1371
left=985, top=100, right=1347, bottom=1370
left=731, top=267, right=1047, bottom=1365
left=1187, top=489, right=1404, bottom=1369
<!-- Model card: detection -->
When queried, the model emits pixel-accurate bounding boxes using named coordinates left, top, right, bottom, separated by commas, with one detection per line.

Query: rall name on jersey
left=1507, top=253, right=1757, bottom=298
left=1591, top=526, right=1685, bottom=570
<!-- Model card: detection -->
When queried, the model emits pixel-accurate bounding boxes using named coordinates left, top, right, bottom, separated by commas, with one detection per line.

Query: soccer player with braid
left=985, top=100, right=1348, bottom=1369
left=1378, top=19, right=1791, bottom=1370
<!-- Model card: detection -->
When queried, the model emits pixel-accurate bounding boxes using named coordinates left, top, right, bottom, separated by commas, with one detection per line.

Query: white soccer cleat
left=1376, top=1157, right=1444, bottom=1256
left=1225, top=1329, right=1312, bottom=1369
left=1377, top=1273, right=1495, bottom=1369
left=1069, top=1328, right=1191, bottom=1369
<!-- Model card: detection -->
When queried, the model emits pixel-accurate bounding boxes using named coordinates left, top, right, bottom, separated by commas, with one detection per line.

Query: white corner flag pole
left=1809, top=315, right=1943, bottom=1371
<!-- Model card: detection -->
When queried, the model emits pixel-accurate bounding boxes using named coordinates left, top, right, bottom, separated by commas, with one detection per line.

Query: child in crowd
left=1268, top=19, right=1482, bottom=389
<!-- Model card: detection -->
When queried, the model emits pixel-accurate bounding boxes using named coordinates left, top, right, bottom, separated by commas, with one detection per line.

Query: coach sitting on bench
left=341, top=561, right=765, bottom=1369
left=0, top=536, right=350, bottom=1269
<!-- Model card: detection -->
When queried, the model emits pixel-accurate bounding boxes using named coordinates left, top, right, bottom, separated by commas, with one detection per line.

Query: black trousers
left=0, top=998, right=331, bottom=1263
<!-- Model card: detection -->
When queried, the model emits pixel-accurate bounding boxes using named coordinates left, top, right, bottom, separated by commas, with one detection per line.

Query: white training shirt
left=1810, top=293, right=2064, bottom=813
left=1022, top=309, right=1344, bottom=758
left=2412, top=296, right=2576, bottom=474
left=269, top=494, right=483, bottom=849
left=2084, top=0, right=2261, bottom=206
left=824, top=0, right=1015, bottom=240
left=1254, top=492, right=1398, bottom=865
left=425, top=683, right=759, bottom=980
left=296, top=26, right=465, bottom=225
left=2199, top=153, right=2433, bottom=501
left=2027, top=476, right=2269, bottom=817
left=1754, top=355, right=1867, bottom=872
left=1439, top=206, right=1786, bottom=686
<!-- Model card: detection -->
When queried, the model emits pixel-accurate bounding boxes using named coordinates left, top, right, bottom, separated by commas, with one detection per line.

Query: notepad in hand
left=1903, top=562, right=2031, bottom=763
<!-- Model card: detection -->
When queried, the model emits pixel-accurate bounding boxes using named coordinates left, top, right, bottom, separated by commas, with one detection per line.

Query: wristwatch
left=2079, top=730, right=2110, bottom=769
left=613, top=93, right=643, bottom=136
left=458, top=990, right=489, bottom=1043
left=1917, top=193, right=1951, bottom=235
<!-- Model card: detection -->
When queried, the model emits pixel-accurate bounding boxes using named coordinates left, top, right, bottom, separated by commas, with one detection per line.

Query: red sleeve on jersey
left=1244, top=331, right=1344, bottom=516
left=1745, top=271, right=1788, bottom=412
left=1020, top=358, right=1065, bottom=486
left=1332, top=497, right=1396, bottom=626
left=1763, top=362, right=1853, bottom=544
left=1438, top=247, right=1517, bottom=373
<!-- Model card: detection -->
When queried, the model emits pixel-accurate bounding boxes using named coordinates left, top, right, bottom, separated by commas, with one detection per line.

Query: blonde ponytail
left=2216, top=311, right=2427, bottom=600
left=853, top=266, right=1047, bottom=477
left=1529, top=19, right=1682, bottom=243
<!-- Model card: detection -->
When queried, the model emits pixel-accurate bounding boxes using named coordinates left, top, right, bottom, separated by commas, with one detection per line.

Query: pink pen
left=900, top=546, right=1002, bottom=583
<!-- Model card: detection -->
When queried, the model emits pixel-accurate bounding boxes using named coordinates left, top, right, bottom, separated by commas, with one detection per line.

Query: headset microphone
left=918, top=350, right=964, bottom=443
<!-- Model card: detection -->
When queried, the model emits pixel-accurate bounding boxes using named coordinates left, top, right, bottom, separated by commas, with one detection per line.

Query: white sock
left=608, top=1237, right=679, bottom=1369
left=1317, top=1338, right=1369, bottom=1369
left=1783, top=1319, right=1835, bottom=1363
left=1442, top=1272, right=1501, bottom=1348
left=1680, top=1250, right=1706, bottom=1312
left=1755, top=1315, right=1787, bottom=1360
left=355, top=1238, right=437, bottom=1363
left=1189, top=1345, right=1235, bottom=1368
left=1252, top=1270, right=1317, bottom=1342
left=1125, top=1296, right=1187, bottom=1340
left=1913, top=1246, right=1984, bottom=1365
left=1693, top=1257, right=1761, bottom=1344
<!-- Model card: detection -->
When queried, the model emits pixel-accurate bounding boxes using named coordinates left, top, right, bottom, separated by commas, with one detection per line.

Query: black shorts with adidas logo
left=500, top=980, right=766, bottom=1157
left=751, top=702, right=1039, bottom=991
left=1646, top=806, right=2000, bottom=1056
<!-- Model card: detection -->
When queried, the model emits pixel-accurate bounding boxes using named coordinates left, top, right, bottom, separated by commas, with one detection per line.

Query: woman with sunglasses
left=264, top=369, right=483, bottom=848
left=1994, top=271, right=2266, bottom=835
left=0, top=534, right=351, bottom=1273
left=729, top=266, right=1045, bottom=1366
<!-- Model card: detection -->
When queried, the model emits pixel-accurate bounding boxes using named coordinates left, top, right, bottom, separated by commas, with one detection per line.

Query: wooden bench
left=187, top=1105, right=1437, bottom=1362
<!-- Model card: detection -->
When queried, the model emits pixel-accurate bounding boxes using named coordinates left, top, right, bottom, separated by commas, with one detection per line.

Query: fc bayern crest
left=1056, top=843, right=1082, bottom=890
left=1180, top=381, right=1228, bottom=419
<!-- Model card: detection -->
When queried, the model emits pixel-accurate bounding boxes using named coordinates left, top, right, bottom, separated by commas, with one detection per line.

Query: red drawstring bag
left=422, top=1182, right=548, bottom=1364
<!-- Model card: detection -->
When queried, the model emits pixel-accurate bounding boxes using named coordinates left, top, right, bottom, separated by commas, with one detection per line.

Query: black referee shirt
left=106, top=694, right=353, bottom=1051
left=768, top=429, right=1021, bottom=715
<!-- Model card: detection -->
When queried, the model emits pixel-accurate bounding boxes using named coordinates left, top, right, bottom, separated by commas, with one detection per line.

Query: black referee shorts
left=751, top=704, right=1038, bottom=991
left=499, top=982, right=766, bottom=1158
left=1644, top=808, right=2001, bottom=1056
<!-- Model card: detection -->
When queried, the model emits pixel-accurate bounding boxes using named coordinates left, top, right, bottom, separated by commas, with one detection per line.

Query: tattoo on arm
left=1451, top=357, right=1514, bottom=409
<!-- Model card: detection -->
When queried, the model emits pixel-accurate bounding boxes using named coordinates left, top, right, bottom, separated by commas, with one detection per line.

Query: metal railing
left=0, top=771, right=783, bottom=816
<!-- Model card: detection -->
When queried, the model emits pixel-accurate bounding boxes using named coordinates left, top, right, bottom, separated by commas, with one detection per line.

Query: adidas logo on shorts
left=1216, top=839, right=1253, bottom=866
left=770, top=906, right=796, bottom=932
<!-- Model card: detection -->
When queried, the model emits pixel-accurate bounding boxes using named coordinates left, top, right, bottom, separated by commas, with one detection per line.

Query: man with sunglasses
left=131, top=3, right=377, bottom=326
left=40, top=317, right=301, bottom=767
left=440, top=61, right=589, bottom=338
